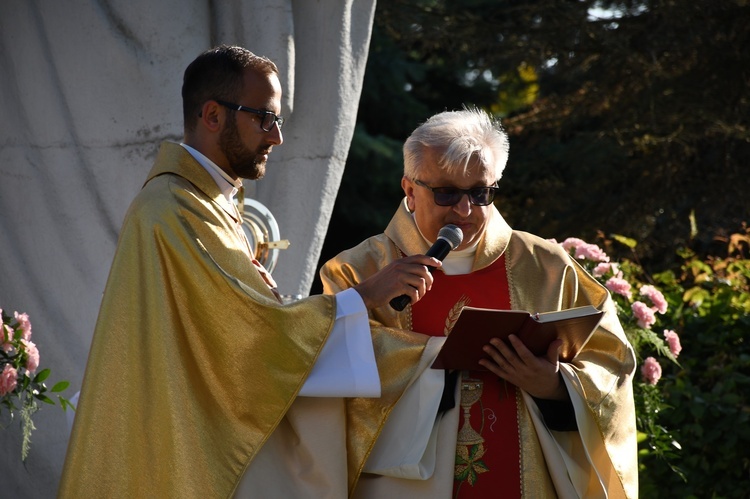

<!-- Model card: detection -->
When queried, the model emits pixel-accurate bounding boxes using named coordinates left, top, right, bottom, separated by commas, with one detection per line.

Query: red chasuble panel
left=411, top=256, right=521, bottom=499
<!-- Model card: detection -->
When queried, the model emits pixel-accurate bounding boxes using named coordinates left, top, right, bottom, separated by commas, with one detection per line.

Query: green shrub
left=559, top=226, right=750, bottom=498
left=640, top=229, right=750, bottom=498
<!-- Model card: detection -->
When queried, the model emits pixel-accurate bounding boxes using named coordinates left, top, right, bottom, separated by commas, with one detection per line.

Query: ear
left=401, top=176, right=416, bottom=212
left=199, top=100, right=224, bottom=133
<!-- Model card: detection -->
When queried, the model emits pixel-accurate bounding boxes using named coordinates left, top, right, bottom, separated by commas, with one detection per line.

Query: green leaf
left=51, top=381, right=70, bottom=393
left=59, top=397, right=77, bottom=412
left=683, top=287, right=710, bottom=307
left=611, top=233, right=638, bottom=249
left=33, top=368, right=51, bottom=383
left=689, top=209, right=699, bottom=239
left=35, top=394, right=55, bottom=405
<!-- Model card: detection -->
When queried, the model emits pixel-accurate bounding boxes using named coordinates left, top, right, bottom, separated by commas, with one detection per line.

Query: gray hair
left=403, top=107, right=509, bottom=181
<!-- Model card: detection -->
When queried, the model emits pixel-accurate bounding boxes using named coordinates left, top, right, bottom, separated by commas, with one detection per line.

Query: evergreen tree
left=317, top=0, right=749, bottom=280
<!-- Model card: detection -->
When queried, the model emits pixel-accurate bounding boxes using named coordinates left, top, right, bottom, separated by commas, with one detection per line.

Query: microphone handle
left=389, top=293, right=414, bottom=312
left=424, top=238, right=452, bottom=260
left=389, top=238, right=452, bottom=311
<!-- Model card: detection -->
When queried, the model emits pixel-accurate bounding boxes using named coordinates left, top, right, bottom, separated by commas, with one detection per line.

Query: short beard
left=220, top=114, right=266, bottom=180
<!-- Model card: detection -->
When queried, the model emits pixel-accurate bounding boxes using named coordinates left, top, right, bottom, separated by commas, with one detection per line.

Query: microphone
left=389, top=224, right=464, bottom=311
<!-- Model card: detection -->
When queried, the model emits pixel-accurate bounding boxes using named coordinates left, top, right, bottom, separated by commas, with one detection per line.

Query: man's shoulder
left=121, top=172, right=207, bottom=237
left=129, top=172, right=186, bottom=211
left=509, top=230, right=570, bottom=262
left=321, top=233, right=399, bottom=285
left=327, top=233, right=394, bottom=264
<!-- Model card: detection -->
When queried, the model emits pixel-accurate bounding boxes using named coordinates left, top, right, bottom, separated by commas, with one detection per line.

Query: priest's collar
left=180, top=143, right=242, bottom=203
left=386, top=197, right=512, bottom=273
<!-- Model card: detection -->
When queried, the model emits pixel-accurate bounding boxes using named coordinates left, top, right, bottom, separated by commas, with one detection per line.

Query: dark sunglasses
left=413, top=178, right=498, bottom=206
left=215, top=100, right=284, bottom=132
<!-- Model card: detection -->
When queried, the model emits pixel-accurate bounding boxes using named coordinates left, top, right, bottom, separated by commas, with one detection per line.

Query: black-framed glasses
left=413, top=179, right=498, bottom=206
left=215, top=100, right=284, bottom=132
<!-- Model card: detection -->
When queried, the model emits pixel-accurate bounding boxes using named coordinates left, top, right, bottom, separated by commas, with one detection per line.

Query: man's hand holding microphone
left=353, top=225, right=464, bottom=311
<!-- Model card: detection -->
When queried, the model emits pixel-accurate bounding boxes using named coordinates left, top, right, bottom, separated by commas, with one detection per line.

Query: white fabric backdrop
left=0, top=0, right=375, bottom=496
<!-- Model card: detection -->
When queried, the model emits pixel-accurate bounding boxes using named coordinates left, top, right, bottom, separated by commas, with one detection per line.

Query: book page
left=534, top=305, right=601, bottom=323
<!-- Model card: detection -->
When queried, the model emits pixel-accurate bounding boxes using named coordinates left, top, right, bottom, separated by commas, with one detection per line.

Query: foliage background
left=311, top=0, right=750, bottom=496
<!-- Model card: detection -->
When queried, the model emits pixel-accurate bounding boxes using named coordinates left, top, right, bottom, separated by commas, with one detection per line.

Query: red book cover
left=431, top=305, right=604, bottom=370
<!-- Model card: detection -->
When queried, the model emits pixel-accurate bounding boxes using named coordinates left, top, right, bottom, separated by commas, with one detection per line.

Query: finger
left=408, top=260, right=436, bottom=281
left=478, top=358, right=504, bottom=377
left=507, top=334, right=537, bottom=363
left=546, top=338, right=563, bottom=364
left=482, top=343, right=508, bottom=367
left=400, top=273, right=427, bottom=298
left=479, top=352, right=506, bottom=377
left=405, top=264, right=434, bottom=291
left=404, top=286, right=420, bottom=305
left=416, top=255, right=443, bottom=267
left=424, top=269, right=434, bottom=290
left=489, top=337, right=516, bottom=360
left=402, top=255, right=442, bottom=269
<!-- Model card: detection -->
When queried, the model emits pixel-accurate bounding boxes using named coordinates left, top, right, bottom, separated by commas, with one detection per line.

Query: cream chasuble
left=321, top=199, right=639, bottom=499
left=59, top=143, right=426, bottom=498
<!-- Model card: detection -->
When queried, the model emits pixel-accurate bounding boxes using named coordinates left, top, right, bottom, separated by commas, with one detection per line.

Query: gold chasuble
left=321, top=199, right=639, bottom=499
left=60, top=143, right=424, bottom=498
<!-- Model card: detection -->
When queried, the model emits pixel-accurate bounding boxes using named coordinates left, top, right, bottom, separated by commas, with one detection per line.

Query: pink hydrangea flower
left=22, top=340, right=40, bottom=373
left=593, top=262, right=612, bottom=277
left=2, top=323, right=14, bottom=353
left=0, top=364, right=18, bottom=396
left=606, top=274, right=633, bottom=300
left=14, top=312, right=32, bottom=341
left=632, top=301, right=656, bottom=329
left=574, top=243, right=610, bottom=263
left=561, top=237, right=587, bottom=252
left=663, top=329, right=682, bottom=357
left=640, top=285, right=668, bottom=314
left=641, top=357, right=663, bottom=385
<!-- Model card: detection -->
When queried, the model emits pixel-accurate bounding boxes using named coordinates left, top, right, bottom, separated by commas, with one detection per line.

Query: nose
left=452, top=193, right=472, bottom=217
left=268, top=123, right=283, bottom=145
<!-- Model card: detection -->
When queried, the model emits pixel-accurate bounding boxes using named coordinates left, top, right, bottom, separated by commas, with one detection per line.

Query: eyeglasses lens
left=261, top=113, right=283, bottom=132
left=261, top=114, right=273, bottom=131
left=433, top=187, right=494, bottom=206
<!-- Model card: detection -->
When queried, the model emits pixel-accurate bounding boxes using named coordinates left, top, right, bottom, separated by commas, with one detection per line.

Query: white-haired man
left=322, top=108, right=639, bottom=498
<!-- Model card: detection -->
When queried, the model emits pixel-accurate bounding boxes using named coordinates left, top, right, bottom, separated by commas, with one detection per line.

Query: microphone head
left=437, top=224, right=463, bottom=250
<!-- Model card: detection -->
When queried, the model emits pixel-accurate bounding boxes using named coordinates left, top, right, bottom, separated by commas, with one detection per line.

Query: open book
left=431, top=305, right=604, bottom=370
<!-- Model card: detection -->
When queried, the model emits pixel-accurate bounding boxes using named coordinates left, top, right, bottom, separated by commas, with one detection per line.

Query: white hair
left=403, top=107, right=509, bottom=181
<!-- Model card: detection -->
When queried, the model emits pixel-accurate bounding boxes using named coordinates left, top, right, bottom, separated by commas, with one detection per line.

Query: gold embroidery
left=455, top=443, right=489, bottom=486
left=455, top=378, right=489, bottom=493
left=457, top=379, right=484, bottom=446
left=444, top=295, right=471, bottom=336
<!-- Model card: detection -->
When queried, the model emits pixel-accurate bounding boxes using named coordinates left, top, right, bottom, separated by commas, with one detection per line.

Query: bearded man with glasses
left=322, top=108, right=639, bottom=498
left=59, top=45, right=440, bottom=498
